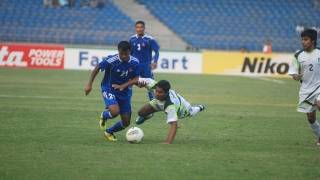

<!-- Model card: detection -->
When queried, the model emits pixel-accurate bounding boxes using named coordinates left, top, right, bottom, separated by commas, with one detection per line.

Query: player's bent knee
left=108, top=105, right=120, bottom=117
left=138, top=110, right=150, bottom=118
left=109, top=110, right=120, bottom=118
left=138, top=110, right=144, bottom=117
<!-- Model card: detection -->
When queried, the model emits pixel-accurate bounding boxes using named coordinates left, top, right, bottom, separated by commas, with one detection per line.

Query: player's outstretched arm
left=112, top=76, right=139, bottom=91
left=165, top=121, right=178, bottom=144
left=164, top=106, right=178, bottom=144
left=85, top=65, right=100, bottom=96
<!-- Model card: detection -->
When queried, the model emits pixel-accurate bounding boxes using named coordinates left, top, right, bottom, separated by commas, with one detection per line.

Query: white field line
left=245, top=76, right=286, bottom=84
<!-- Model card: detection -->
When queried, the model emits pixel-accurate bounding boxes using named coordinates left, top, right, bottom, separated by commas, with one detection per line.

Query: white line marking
left=246, top=76, right=285, bottom=84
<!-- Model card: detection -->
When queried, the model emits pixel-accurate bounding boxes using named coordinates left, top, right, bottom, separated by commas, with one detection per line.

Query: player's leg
left=105, top=98, right=132, bottom=141
left=180, top=96, right=205, bottom=117
left=136, top=103, right=157, bottom=125
left=306, top=111, right=320, bottom=145
left=100, top=91, right=119, bottom=129
left=189, top=105, right=205, bottom=116
left=104, top=113, right=131, bottom=141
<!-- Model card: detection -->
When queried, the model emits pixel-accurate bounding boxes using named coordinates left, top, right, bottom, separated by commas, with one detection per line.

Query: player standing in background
left=84, top=41, right=140, bottom=141
left=130, top=20, right=160, bottom=100
left=288, top=29, right=320, bottom=146
left=135, top=78, right=205, bottom=144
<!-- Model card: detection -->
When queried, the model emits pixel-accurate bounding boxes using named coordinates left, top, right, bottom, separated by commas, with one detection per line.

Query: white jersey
left=138, top=78, right=192, bottom=123
left=288, top=48, right=320, bottom=112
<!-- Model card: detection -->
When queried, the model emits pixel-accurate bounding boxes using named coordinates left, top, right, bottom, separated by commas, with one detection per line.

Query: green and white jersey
left=138, top=78, right=192, bottom=123
left=288, top=48, right=320, bottom=112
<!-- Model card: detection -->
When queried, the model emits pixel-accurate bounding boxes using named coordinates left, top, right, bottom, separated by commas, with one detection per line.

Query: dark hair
left=135, top=20, right=145, bottom=26
left=301, top=29, right=317, bottom=46
left=155, top=80, right=171, bottom=93
left=117, top=41, right=131, bottom=51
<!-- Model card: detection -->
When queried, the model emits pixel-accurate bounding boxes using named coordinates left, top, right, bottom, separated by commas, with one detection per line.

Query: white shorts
left=297, top=93, right=320, bottom=113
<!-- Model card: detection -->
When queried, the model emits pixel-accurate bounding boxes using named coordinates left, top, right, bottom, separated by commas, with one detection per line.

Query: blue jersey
left=98, top=54, right=139, bottom=99
left=129, top=34, right=160, bottom=64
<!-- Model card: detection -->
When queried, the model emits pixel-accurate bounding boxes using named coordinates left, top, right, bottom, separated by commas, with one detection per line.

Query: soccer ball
left=126, top=127, right=144, bottom=143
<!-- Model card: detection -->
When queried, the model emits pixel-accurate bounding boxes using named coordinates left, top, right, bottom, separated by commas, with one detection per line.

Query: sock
left=148, top=91, right=154, bottom=100
left=189, top=106, right=201, bottom=116
left=107, top=121, right=125, bottom=134
left=102, top=110, right=113, bottom=120
left=310, top=120, right=320, bottom=137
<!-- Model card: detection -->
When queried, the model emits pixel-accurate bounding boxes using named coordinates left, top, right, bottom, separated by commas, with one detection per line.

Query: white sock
left=189, top=106, right=201, bottom=116
left=310, top=120, right=320, bottom=137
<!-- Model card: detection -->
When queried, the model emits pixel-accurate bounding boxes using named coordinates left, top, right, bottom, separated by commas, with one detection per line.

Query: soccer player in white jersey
left=135, top=78, right=205, bottom=144
left=288, top=29, right=320, bottom=145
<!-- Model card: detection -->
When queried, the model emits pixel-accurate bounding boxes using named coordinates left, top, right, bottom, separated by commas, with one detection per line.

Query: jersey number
left=137, top=43, right=141, bottom=51
left=309, top=64, right=314, bottom=71
left=120, top=70, right=128, bottom=77
left=103, top=92, right=115, bottom=100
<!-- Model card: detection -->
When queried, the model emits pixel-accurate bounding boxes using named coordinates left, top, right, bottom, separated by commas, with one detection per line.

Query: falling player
left=135, top=78, right=205, bottom=144
left=84, top=41, right=139, bottom=141
left=288, top=28, right=320, bottom=145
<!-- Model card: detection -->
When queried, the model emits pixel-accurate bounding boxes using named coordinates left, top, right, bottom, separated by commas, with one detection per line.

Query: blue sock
left=107, top=121, right=125, bottom=134
left=102, top=110, right=113, bottom=120
left=148, top=91, right=154, bottom=100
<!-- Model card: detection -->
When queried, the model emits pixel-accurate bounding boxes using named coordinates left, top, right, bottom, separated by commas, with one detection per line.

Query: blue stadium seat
left=0, top=0, right=134, bottom=46
left=1, top=0, right=319, bottom=52
left=138, top=0, right=320, bottom=52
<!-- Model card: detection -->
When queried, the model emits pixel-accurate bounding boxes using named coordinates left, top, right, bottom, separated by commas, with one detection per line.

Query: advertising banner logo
left=0, top=43, right=64, bottom=69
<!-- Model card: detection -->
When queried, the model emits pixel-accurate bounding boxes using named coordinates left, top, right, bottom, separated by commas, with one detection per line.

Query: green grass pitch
left=0, top=68, right=319, bottom=179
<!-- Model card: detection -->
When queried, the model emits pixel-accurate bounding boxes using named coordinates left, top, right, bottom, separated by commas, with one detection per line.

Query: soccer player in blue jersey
left=84, top=41, right=140, bottom=141
left=129, top=20, right=160, bottom=100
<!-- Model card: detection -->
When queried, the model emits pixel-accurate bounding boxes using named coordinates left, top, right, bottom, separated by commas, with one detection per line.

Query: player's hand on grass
left=151, top=62, right=157, bottom=70
left=84, top=83, right=92, bottom=96
left=112, top=84, right=125, bottom=91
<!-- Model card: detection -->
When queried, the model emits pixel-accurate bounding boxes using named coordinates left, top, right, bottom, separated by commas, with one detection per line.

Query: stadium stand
left=0, top=0, right=134, bottom=46
left=1, top=0, right=320, bottom=52
left=138, top=0, right=320, bottom=52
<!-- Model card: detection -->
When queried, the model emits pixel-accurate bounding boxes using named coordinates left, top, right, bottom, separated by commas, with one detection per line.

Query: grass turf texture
left=0, top=68, right=319, bottom=180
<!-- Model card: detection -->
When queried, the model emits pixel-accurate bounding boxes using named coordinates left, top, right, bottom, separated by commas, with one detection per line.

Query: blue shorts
left=139, top=63, right=154, bottom=79
left=102, top=91, right=131, bottom=114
